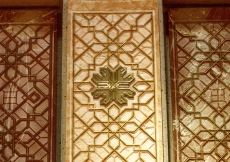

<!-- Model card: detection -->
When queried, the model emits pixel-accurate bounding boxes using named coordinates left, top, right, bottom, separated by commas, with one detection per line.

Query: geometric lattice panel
left=169, top=8, right=230, bottom=162
left=0, top=10, right=57, bottom=162
left=68, top=11, right=160, bottom=162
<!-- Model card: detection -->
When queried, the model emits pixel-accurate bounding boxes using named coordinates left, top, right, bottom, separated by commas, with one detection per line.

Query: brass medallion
left=91, top=66, right=136, bottom=105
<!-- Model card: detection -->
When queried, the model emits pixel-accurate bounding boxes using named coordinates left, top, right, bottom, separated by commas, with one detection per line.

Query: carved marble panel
left=0, top=10, right=57, bottom=162
left=66, top=1, right=163, bottom=161
left=169, top=8, right=230, bottom=162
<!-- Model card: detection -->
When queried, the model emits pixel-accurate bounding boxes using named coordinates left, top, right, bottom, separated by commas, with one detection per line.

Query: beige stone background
left=1, top=0, right=230, bottom=162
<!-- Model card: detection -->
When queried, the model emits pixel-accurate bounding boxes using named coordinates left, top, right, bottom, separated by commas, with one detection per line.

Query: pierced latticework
left=67, top=11, right=162, bottom=161
left=0, top=10, right=57, bottom=162
left=169, top=8, right=230, bottom=162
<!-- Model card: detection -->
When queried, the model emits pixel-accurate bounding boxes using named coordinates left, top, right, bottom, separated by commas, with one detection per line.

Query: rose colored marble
left=0, top=0, right=59, bottom=6
left=66, top=0, right=163, bottom=162
left=169, top=8, right=230, bottom=162
left=164, top=0, right=230, bottom=6
left=0, top=10, right=57, bottom=162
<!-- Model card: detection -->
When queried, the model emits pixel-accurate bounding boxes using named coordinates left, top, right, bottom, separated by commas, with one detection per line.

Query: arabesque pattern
left=170, top=8, right=230, bottom=162
left=72, top=12, right=156, bottom=161
left=0, top=10, right=56, bottom=162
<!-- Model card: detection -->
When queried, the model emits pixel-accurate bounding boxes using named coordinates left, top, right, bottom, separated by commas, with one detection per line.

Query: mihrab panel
left=0, top=10, right=57, bottom=162
left=169, top=8, right=230, bottom=162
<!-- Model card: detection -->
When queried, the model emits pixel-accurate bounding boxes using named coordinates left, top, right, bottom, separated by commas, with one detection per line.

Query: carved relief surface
left=169, top=8, right=230, bottom=162
left=0, top=10, right=57, bottom=162
left=70, top=11, right=158, bottom=161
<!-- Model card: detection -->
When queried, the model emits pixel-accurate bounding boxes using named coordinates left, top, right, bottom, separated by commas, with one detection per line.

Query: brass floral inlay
left=91, top=66, right=136, bottom=105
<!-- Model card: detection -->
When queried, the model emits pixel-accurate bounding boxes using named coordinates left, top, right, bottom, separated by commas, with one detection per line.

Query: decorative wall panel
left=66, top=1, right=163, bottom=162
left=169, top=8, right=230, bottom=162
left=0, top=10, right=57, bottom=162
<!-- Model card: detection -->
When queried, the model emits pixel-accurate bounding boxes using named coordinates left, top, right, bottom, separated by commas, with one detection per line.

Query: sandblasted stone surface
left=66, top=1, right=163, bottom=161
left=169, top=8, right=230, bottom=162
left=0, top=10, right=57, bottom=162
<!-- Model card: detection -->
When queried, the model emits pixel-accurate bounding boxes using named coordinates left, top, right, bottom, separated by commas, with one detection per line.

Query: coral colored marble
left=0, top=0, right=59, bottom=6
left=169, top=8, right=230, bottom=162
left=0, top=10, right=57, bottom=162
left=164, top=0, right=230, bottom=6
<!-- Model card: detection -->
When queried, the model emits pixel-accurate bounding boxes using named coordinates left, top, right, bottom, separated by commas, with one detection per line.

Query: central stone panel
left=66, top=1, right=163, bottom=161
